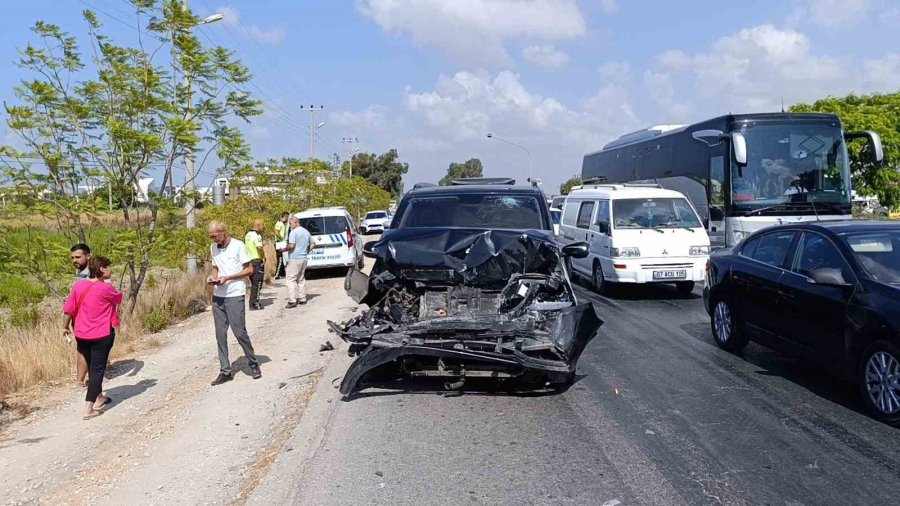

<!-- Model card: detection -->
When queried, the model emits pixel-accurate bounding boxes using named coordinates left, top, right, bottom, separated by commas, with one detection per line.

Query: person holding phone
left=62, top=256, right=121, bottom=420
left=207, top=221, right=261, bottom=385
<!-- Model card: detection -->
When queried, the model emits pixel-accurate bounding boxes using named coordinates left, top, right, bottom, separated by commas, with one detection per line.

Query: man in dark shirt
left=70, top=243, right=92, bottom=387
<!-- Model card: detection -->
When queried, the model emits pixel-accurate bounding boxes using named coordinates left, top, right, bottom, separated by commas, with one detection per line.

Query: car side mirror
left=809, top=268, right=850, bottom=287
left=363, top=241, right=378, bottom=259
left=562, top=242, right=589, bottom=259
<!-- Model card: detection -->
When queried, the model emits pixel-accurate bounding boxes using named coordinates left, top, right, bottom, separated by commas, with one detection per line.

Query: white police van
left=295, top=207, right=364, bottom=270
left=559, top=184, right=710, bottom=294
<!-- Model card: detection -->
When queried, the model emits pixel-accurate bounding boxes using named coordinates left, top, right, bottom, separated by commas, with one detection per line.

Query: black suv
left=330, top=179, right=600, bottom=395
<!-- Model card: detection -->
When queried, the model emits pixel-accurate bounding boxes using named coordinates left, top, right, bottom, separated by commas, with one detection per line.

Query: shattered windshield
left=398, top=194, right=545, bottom=229
left=732, top=121, right=851, bottom=213
left=612, top=198, right=702, bottom=229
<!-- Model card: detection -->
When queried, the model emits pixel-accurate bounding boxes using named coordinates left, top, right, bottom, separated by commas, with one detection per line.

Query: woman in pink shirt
left=62, top=256, right=122, bottom=420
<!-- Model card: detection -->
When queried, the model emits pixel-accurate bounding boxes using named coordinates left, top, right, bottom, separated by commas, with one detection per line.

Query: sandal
left=82, top=411, right=102, bottom=421
left=92, top=396, right=112, bottom=411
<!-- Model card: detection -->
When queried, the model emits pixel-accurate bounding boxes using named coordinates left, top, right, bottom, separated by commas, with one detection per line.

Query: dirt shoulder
left=0, top=272, right=356, bottom=506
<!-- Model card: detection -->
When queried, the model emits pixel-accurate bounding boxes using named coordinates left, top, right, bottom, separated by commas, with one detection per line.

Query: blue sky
left=1, top=0, right=898, bottom=193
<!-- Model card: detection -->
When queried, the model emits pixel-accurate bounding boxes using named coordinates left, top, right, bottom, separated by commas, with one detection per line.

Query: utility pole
left=342, top=137, right=359, bottom=178
left=180, top=1, right=223, bottom=275
left=301, top=105, right=325, bottom=160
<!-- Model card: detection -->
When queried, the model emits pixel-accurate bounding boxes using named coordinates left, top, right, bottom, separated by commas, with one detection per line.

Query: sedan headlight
left=611, top=247, right=641, bottom=258
left=690, top=245, right=710, bottom=256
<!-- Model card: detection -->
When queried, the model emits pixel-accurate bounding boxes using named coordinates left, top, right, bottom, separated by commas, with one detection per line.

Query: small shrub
left=140, top=307, right=171, bottom=333
left=146, top=274, right=157, bottom=289
left=9, top=305, right=41, bottom=328
left=0, top=274, right=46, bottom=308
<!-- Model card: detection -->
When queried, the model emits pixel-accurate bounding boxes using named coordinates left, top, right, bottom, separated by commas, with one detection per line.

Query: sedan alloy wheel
left=865, top=351, right=900, bottom=415
left=713, top=301, right=732, bottom=344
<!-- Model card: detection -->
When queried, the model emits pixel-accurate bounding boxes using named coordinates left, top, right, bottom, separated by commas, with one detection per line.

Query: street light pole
left=182, top=1, right=223, bottom=275
left=342, top=137, right=359, bottom=178
left=301, top=105, right=325, bottom=160
left=487, top=133, right=532, bottom=183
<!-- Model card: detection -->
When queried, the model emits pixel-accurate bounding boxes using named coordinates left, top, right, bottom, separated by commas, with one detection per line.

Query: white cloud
left=217, top=5, right=285, bottom=44
left=600, top=0, right=619, bottom=14
left=655, top=25, right=860, bottom=112
left=795, top=0, right=871, bottom=27
left=598, top=61, right=631, bottom=83
left=522, top=45, right=570, bottom=68
left=358, top=0, right=587, bottom=66
left=864, top=53, right=900, bottom=91
left=330, top=106, right=388, bottom=129
left=404, top=70, right=638, bottom=148
left=655, top=49, right=690, bottom=72
left=643, top=71, right=691, bottom=120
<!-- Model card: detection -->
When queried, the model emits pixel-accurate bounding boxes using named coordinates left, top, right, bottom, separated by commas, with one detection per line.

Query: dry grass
left=0, top=271, right=210, bottom=399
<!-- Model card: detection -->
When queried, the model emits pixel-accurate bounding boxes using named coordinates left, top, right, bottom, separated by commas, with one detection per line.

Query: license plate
left=653, top=270, right=686, bottom=280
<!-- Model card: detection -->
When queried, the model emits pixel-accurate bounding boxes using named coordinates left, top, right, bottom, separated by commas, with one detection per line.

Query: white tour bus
left=559, top=184, right=710, bottom=294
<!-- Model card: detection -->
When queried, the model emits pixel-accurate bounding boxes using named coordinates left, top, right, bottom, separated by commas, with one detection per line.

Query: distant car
left=295, top=207, right=364, bottom=271
left=704, top=221, right=900, bottom=426
left=551, top=195, right=566, bottom=210
left=549, top=207, right=562, bottom=236
left=361, top=210, right=391, bottom=235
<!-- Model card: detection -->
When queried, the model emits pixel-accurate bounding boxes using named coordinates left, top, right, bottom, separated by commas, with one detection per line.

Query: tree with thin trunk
left=0, top=1, right=261, bottom=313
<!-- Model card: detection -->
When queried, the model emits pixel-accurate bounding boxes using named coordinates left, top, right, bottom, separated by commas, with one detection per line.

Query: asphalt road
left=292, top=281, right=900, bottom=505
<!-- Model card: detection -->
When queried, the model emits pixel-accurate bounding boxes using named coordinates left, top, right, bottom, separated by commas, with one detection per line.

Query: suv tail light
left=347, top=228, right=355, bottom=248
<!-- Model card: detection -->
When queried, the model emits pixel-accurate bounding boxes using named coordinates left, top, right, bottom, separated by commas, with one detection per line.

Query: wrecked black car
left=329, top=181, right=602, bottom=395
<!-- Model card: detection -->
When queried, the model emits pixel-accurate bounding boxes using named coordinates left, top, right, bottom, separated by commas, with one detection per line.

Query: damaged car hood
left=350, top=228, right=565, bottom=304
left=332, top=228, right=603, bottom=396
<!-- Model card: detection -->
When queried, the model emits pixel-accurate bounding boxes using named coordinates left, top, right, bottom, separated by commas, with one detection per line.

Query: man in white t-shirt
left=207, top=221, right=261, bottom=385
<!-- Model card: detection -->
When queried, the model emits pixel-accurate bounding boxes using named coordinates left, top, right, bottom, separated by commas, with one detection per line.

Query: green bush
left=140, top=307, right=170, bottom=333
left=9, top=305, right=41, bottom=328
left=0, top=274, right=46, bottom=308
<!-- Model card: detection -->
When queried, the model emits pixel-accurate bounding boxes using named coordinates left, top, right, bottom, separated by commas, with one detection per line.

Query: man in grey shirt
left=284, top=215, right=316, bottom=308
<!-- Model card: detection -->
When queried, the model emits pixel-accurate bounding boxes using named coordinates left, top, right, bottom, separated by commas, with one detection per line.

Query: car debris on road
left=328, top=228, right=602, bottom=395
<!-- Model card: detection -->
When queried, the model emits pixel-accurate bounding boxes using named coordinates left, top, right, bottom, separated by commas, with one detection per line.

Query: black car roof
left=779, top=221, right=900, bottom=234
left=404, top=184, right=545, bottom=197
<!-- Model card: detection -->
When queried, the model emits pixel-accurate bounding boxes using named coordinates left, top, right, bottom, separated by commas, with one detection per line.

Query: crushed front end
left=329, top=229, right=602, bottom=396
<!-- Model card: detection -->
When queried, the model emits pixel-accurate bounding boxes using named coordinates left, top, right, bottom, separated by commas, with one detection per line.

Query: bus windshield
left=613, top=198, right=702, bottom=229
left=732, top=121, right=850, bottom=213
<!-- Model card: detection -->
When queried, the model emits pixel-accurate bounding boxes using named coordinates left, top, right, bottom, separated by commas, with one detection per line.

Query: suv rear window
left=398, top=194, right=544, bottom=229
left=300, top=216, right=351, bottom=235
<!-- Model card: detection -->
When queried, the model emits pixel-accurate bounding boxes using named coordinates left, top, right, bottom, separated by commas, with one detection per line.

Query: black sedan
left=704, top=221, right=900, bottom=426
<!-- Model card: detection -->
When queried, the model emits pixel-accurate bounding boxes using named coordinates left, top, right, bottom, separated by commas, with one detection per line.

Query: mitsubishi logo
left=662, top=249, right=668, bottom=255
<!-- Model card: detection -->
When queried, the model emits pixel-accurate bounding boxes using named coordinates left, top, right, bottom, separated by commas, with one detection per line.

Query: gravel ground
left=0, top=271, right=355, bottom=506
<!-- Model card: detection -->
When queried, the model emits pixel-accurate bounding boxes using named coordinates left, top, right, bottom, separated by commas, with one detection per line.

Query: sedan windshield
left=613, top=198, right=702, bottom=229
left=366, top=212, right=387, bottom=219
left=843, top=231, right=900, bottom=284
left=398, top=194, right=545, bottom=229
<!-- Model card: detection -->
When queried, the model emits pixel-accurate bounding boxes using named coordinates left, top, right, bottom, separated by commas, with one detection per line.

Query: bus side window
left=709, top=155, right=725, bottom=231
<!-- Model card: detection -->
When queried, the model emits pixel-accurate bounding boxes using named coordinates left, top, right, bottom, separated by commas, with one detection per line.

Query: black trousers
left=275, top=250, right=286, bottom=278
left=249, top=259, right=264, bottom=306
left=76, top=331, right=115, bottom=403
